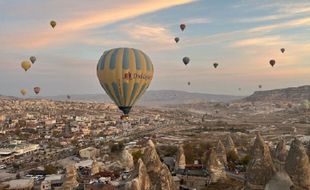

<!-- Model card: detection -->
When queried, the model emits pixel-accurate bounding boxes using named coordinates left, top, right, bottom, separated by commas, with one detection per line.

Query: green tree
left=240, top=155, right=251, bottom=166
left=132, top=150, right=144, bottom=164
left=227, top=150, right=239, bottom=163
left=44, top=165, right=57, bottom=174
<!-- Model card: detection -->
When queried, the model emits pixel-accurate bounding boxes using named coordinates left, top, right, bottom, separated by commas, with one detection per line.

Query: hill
left=43, top=90, right=243, bottom=106
left=243, top=85, right=310, bottom=102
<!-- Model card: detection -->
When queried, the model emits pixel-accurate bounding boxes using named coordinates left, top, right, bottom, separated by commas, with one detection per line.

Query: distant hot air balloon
left=213, top=63, right=219, bottom=68
left=50, top=20, right=56, bottom=28
left=281, top=48, right=285, bottom=53
left=238, top=88, right=241, bottom=91
left=269, top=59, right=276, bottom=67
left=20, top=89, right=27, bottom=96
left=258, top=85, right=262, bottom=89
left=188, top=81, right=191, bottom=86
left=34, top=87, right=40, bottom=95
left=183, top=57, right=190, bottom=65
left=97, top=47, right=154, bottom=119
left=180, top=24, right=186, bottom=31
left=67, top=95, right=71, bottom=99
left=30, top=56, right=36, bottom=64
left=21, top=60, right=31, bottom=71
left=174, top=37, right=180, bottom=43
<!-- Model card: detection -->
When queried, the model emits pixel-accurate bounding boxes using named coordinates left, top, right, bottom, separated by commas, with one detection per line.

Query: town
left=0, top=93, right=309, bottom=189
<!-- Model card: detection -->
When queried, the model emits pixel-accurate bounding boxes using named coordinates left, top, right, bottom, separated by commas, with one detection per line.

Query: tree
left=16, top=173, right=21, bottom=179
left=240, top=155, right=251, bottom=166
left=12, top=162, right=20, bottom=170
left=227, top=150, right=239, bottom=163
left=301, top=100, right=310, bottom=111
left=132, top=150, right=144, bottom=164
left=44, top=165, right=57, bottom=174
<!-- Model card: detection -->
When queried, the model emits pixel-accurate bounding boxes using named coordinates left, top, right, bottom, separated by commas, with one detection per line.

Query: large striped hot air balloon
left=97, top=47, right=154, bottom=119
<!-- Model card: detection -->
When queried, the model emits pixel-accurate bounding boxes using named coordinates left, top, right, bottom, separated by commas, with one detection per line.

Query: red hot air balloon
left=180, top=24, right=186, bottom=31
left=269, top=59, right=276, bottom=67
left=34, top=87, right=40, bottom=95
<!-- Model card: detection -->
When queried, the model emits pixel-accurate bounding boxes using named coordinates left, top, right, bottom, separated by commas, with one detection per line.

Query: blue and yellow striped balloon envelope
left=97, top=47, right=154, bottom=118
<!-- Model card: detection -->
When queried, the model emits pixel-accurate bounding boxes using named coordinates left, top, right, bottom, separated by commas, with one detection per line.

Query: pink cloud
left=1, top=0, right=194, bottom=50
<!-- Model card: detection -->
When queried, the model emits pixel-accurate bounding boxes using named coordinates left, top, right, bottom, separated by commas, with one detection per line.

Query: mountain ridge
left=243, top=85, right=310, bottom=102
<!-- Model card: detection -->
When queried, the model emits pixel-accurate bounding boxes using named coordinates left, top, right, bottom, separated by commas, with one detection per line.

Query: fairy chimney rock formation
left=175, top=145, right=186, bottom=170
left=207, top=149, right=226, bottom=183
left=225, top=135, right=238, bottom=155
left=264, top=171, right=293, bottom=190
left=273, top=139, right=288, bottom=171
left=245, top=133, right=276, bottom=190
left=91, top=159, right=100, bottom=175
left=216, top=140, right=227, bottom=166
left=285, top=138, right=310, bottom=189
left=61, top=165, right=79, bottom=190
left=122, top=149, right=134, bottom=172
left=126, top=159, right=151, bottom=190
left=142, top=140, right=176, bottom=190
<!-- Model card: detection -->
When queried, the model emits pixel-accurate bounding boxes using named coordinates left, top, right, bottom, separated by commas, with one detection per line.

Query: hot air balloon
left=20, top=89, right=27, bottom=96
left=97, top=47, right=154, bottom=119
left=21, top=60, right=31, bottom=71
left=281, top=48, right=285, bottom=53
left=174, top=37, right=180, bottom=43
left=50, top=20, right=56, bottom=28
left=213, top=63, right=219, bottom=68
left=269, top=59, right=276, bottom=67
left=187, top=81, right=191, bottom=86
left=183, top=57, right=190, bottom=65
left=67, top=95, right=71, bottom=99
left=34, top=87, right=40, bottom=95
left=238, top=88, right=241, bottom=91
left=258, top=85, right=262, bottom=89
left=180, top=24, right=186, bottom=31
left=30, top=56, right=36, bottom=64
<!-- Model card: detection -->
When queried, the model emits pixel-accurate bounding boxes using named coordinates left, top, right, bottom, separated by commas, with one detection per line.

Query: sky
left=0, top=0, right=309, bottom=97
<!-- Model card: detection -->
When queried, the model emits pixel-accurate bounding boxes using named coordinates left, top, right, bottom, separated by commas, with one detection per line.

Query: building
left=0, top=142, right=39, bottom=163
left=41, top=174, right=64, bottom=190
left=79, top=147, right=99, bottom=159
left=2, top=179, right=34, bottom=190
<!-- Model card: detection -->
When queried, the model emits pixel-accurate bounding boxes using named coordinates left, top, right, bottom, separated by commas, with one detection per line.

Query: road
left=226, top=171, right=245, bottom=182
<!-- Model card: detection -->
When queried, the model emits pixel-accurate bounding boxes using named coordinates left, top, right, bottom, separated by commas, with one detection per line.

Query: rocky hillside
left=42, top=90, right=243, bottom=106
left=244, top=85, right=310, bottom=102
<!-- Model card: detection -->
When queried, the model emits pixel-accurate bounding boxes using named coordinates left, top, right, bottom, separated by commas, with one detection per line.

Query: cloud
left=230, top=36, right=285, bottom=47
left=236, top=15, right=290, bottom=23
left=183, top=17, right=210, bottom=24
left=248, top=17, right=310, bottom=33
left=0, top=0, right=194, bottom=50
left=234, top=1, right=310, bottom=23
left=119, top=24, right=176, bottom=51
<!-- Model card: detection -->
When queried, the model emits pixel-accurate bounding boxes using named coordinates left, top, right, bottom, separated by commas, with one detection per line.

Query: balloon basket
left=121, top=115, right=129, bottom=120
